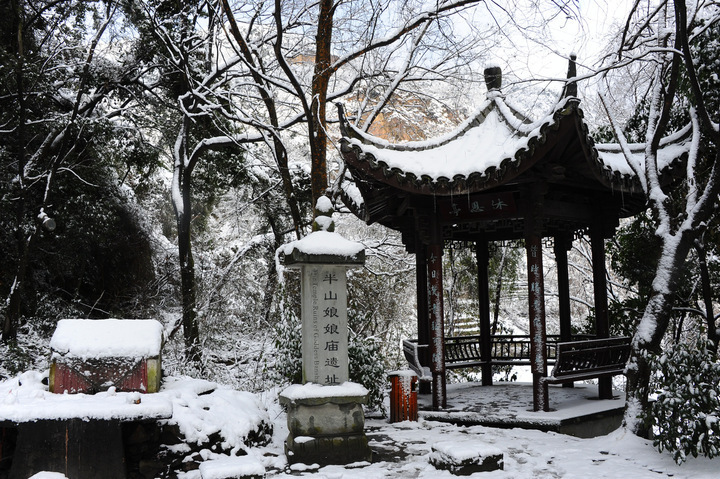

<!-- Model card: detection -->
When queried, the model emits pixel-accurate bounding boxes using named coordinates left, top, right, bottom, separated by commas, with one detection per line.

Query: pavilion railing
left=403, top=334, right=597, bottom=374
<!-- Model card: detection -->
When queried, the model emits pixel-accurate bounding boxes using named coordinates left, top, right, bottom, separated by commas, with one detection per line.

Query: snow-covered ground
left=267, top=418, right=718, bottom=478
left=2, top=372, right=717, bottom=478
left=259, top=388, right=719, bottom=479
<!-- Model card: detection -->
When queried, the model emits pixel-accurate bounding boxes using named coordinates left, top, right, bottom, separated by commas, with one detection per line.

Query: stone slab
left=429, top=440, right=504, bottom=475
left=285, top=433, right=371, bottom=465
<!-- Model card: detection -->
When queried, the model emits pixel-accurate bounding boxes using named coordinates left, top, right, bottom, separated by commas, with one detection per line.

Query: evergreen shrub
left=649, top=338, right=720, bottom=464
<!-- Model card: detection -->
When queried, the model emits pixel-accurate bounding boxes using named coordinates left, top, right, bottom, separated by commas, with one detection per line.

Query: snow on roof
left=348, top=107, right=521, bottom=180
left=595, top=123, right=693, bottom=176
left=342, top=85, right=691, bottom=199
left=343, top=96, right=570, bottom=186
left=340, top=175, right=364, bottom=211
left=50, top=319, right=164, bottom=360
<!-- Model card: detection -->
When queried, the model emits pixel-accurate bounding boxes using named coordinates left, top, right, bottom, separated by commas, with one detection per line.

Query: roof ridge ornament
left=562, top=54, right=578, bottom=99
left=484, top=64, right=502, bottom=92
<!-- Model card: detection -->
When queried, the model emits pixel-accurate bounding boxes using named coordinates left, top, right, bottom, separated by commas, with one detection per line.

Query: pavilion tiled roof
left=339, top=64, right=692, bottom=209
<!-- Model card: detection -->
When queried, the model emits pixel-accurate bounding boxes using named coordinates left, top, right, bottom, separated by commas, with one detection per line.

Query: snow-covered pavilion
left=338, top=58, right=692, bottom=412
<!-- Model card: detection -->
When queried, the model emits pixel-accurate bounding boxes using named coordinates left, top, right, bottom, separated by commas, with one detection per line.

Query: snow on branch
left=598, top=91, right=647, bottom=192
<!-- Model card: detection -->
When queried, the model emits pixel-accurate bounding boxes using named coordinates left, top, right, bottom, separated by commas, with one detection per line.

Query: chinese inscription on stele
left=301, top=264, right=349, bottom=385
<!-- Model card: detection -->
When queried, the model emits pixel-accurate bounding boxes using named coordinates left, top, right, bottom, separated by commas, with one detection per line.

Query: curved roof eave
left=593, top=123, right=693, bottom=190
left=340, top=97, right=600, bottom=196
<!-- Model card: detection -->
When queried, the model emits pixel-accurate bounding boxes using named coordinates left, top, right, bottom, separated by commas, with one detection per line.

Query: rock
left=429, top=440, right=503, bottom=475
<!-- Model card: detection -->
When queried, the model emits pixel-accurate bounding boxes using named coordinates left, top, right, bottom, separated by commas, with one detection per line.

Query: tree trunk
left=623, top=232, right=693, bottom=436
left=309, top=0, right=334, bottom=206
left=172, top=118, right=201, bottom=364
left=262, top=216, right=284, bottom=326
left=3, top=0, right=26, bottom=343
left=176, top=175, right=201, bottom=363
left=3, top=225, right=41, bottom=343
left=695, top=241, right=717, bottom=347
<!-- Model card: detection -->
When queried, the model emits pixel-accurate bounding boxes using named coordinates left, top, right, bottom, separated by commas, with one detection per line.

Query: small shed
left=49, top=319, right=164, bottom=394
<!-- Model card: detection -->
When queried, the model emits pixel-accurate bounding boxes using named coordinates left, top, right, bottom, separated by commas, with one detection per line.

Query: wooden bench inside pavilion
left=339, top=57, right=691, bottom=412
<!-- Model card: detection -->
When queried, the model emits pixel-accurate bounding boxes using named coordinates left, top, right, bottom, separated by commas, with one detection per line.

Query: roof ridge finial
left=484, top=63, right=502, bottom=92
left=562, top=54, right=578, bottom=98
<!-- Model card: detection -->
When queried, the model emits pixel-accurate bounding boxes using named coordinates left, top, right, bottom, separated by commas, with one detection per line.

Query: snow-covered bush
left=649, top=338, right=720, bottom=464
left=269, top=300, right=303, bottom=385
left=349, top=334, right=387, bottom=414
left=0, top=316, right=53, bottom=379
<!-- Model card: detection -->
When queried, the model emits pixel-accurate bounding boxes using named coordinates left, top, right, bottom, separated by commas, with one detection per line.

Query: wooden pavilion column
left=554, top=234, right=574, bottom=388
left=591, top=219, right=613, bottom=400
left=427, top=219, right=447, bottom=410
left=415, top=245, right=431, bottom=394
left=525, top=185, right=549, bottom=412
left=476, top=239, right=493, bottom=386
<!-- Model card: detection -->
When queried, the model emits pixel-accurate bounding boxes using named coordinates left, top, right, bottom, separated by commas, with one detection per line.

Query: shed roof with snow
left=50, top=319, right=164, bottom=360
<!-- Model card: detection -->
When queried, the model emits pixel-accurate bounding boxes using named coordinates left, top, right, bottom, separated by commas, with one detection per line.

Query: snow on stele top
left=280, top=231, right=365, bottom=258
left=280, top=381, right=369, bottom=403
left=280, top=196, right=365, bottom=264
left=50, top=318, right=163, bottom=360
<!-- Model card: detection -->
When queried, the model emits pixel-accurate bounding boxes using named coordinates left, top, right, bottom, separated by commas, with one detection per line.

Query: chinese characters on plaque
left=527, top=239, right=546, bottom=375
left=301, top=264, right=349, bottom=385
left=442, top=192, right=516, bottom=221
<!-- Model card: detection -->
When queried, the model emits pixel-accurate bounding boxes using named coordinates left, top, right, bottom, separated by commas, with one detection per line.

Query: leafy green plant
left=648, top=338, right=720, bottom=464
left=349, top=333, right=387, bottom=415
left=269, top=300, right=303, bottom=386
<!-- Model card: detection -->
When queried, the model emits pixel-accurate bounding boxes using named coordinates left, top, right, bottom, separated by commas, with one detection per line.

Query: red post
left=476, top=240, right=493, bottom=386
left=427, top=243, right=447, bottom=410
left=555, top=235, right=574, bottom=389
left=388, top=372, right=418, bottom=422
left=527, top=234, right=549, bottom=412
left=592, top=220, right=613, bottom=399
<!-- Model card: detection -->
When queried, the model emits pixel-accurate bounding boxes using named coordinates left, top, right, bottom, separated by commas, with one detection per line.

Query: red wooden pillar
left=554, top=235, right=573, bottom=343
left=554, top=234, right=574, bottom=388
left=526, top=235, right=549, bottom=411
left=476, top=240, right=493, bottom=386
left=591, top=220, right=613, bottom=400
left=427, top=241, right=447, bottom=410
left=416, top=245, right=431, bottom=394
left=525, top=184, right=549, bottom=412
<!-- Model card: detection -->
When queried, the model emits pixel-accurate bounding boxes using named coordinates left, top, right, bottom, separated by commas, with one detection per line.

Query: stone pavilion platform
left=417, top=381, right=625, bottom=438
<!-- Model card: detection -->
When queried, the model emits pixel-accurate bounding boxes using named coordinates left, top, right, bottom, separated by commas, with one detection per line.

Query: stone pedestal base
left=285, top=432, right=370, bottom=465
left=279, top=383, right=372, bottom=465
